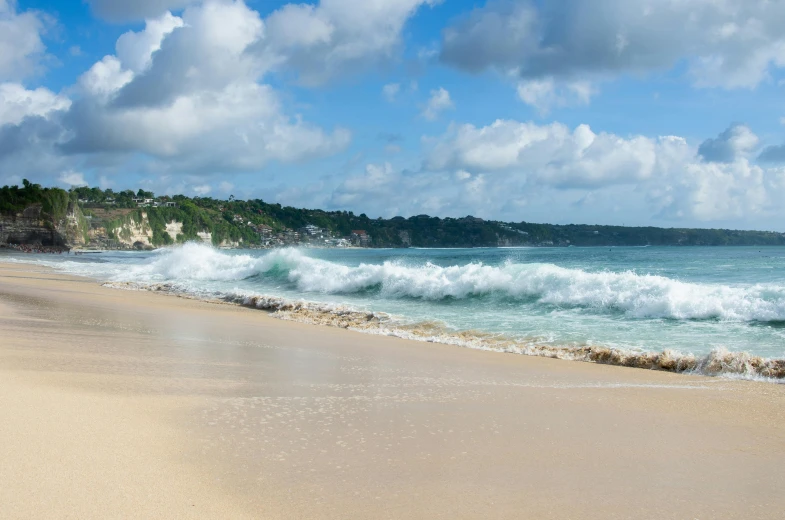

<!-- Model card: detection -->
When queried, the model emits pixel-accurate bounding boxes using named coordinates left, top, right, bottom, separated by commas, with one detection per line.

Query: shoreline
left=3, top=261, right=785, bottom=518
left=6, top=249, right=785, bottom=383
left=106, top=279, right=785, bottom=383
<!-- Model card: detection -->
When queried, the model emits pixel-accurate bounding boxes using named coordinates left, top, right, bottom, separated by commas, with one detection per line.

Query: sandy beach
left=1, top=260, right=784, bottom=519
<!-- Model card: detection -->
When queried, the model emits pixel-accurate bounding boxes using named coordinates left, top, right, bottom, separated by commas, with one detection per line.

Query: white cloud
left=259, top=118, right=785, bottom=228
left=325, top=160, right=542, bottom=220
left=115, top=11, right=184, bottom=74
left=58, top=170, right=87, bottom=187
left=330, top=162, right=399, bottom=206
left=0, top=1, right=353, bottom=187
left=60, top=3, right=350, bottom=172
left=382, top=83, right=400, bottom=102
left=0, top=115, right=73, bottom=182
left=651, top=159, right=783, bottom=221
left=517, top=78, right=596, bottom=114
left=426, top=119, right=678, bottom=188
left=441, top=0, right=785, bottom=90
left=264, top=0, right=438, bottom=85
left=698, top=123, right=759, bottom=163
left=0, top=0, right=50, bottom=81
left=0, top=83, right=70, bottom=126
left=79, top=56, right=133, bottom=99
left=0, top=80, right=75, bottom=183
left=192, top=184, right=212, bottom=195
left=422, top=87, right=454, bottom=121
left=109, top=2, right=267, bottom=108
left=419, top=119, right=785, bottom=224
left=329, top=162, right=468, bottom=217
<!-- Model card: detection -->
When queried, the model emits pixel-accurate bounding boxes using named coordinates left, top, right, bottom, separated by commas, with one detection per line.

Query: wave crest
left=125, top=244, right=785, bottom=322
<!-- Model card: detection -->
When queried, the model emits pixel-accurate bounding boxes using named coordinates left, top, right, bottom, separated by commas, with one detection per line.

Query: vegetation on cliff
left=0, top=180, right=91, bottom=247
left=100, top=196, right=785, bottom=248
left=5, top=182, right=785, bottom=248
left=0, top=180, right=71, bottom=222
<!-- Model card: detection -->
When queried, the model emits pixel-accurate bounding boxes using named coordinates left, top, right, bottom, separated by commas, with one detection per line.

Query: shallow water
left=8, top=244, right=785, bottom=378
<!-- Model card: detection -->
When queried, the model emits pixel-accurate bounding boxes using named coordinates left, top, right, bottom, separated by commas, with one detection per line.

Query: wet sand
left=1, top=261, right=784, bottom=519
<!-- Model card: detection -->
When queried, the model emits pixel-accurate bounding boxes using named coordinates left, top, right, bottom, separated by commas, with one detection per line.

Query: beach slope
left=1, top=261, right=784, bottom=519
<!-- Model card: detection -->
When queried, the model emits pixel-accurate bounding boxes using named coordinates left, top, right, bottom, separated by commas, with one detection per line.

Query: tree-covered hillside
left=0, top=180, right=72, bottom=221
left=11, top=183, right=785, bottom=248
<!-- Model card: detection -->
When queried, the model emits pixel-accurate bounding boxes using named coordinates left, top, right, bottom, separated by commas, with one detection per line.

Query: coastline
left=2, top=261, right=785, bottom=519
left=104, top=278, right=785, bottom=383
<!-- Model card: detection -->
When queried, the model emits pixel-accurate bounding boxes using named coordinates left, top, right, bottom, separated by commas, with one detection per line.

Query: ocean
left=8, top=243, right=785, bottom=381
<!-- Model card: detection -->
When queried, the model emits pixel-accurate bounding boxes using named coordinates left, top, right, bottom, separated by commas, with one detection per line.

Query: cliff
left=98, top=209, right=233, bottom=249
left=7, top=180, right=785, bottom=250
left=0, top=201, right=88, bottom=249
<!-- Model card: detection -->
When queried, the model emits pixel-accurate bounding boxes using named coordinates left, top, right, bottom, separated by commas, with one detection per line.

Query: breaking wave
left=119, top=243, right=785, bottom=322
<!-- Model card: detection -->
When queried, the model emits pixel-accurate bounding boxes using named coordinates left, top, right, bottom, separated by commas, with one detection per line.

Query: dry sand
left=1, top=260, right=784, bottom=519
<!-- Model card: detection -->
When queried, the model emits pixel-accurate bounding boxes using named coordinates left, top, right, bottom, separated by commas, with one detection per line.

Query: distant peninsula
left=2, top=180, right=784, bottom=250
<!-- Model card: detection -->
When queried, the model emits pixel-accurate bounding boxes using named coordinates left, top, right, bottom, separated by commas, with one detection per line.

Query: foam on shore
left=104, top=281, right=785, bottom=382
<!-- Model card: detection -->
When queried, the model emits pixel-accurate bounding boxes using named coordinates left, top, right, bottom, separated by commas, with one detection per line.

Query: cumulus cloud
left=0, top=83, right=70, bottom=126
left=82, top=0, right=440, bottom=85
left=0, top=80, right=73, bottom=182
left=78, top=56, right=134, bottom=100
left=441, top=0, right=785, bottom=90
left=425, top=119, right=687, bottom=188
left=517, top=78, right=595, bottom=113
left=0, top=115, right=72, bottom=180
left=698, top=123, right=759, bottom=163
left=422, top=87, right=454, bottom=121
left=263, top=0, right=437, bottom=85
left=192, top=184, right=212, bottom=195
left=417, top=119, right=785, bottom=223
left=651, top=159, right=783, bottom=222
left=330, top=162, right=400, bottom=207
left=1, top=0, right=438, bottom=183
left=58, top=3, right=350, bottom=172
left=329, top=162, right=491, bottom=217
left=110, top=2, right=266, bottom=109
left=115, top=11, right=184, bottom=74
left=0, top=0, right=50, bottom=81
left=0, top=1, right=354, bottom=186
left=58, top=170, right=87, bottom=187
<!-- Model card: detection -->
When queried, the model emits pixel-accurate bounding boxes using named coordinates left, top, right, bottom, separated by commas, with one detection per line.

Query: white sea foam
left=100, top=243, right=785, bottom=322
left=11, top=243, right=784, bottom=381
left=101, top=281, right=785, bottom=382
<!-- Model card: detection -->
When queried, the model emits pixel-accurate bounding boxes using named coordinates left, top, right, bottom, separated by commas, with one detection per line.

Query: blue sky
left=3, top=0, right=785, bottom=230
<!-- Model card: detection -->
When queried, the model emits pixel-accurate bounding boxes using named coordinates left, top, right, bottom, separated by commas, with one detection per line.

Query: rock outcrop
left=0, top=202, right=88, bottom=248
left=112, top=212, right=154, bottom=247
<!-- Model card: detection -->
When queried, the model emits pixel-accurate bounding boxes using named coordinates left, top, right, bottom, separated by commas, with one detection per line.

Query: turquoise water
left=10, top=244, right=785, bottom=363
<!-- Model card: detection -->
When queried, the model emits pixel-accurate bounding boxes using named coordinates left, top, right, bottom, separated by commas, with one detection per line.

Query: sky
left=2, top=0, right=785, bottom=230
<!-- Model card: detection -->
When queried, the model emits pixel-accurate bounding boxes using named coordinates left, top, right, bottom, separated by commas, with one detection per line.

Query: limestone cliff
left=0, top=201, right=88, bottom=248
left=100, top=211, right=156, bottom=249
left=103, top=212, right=195, bottom=249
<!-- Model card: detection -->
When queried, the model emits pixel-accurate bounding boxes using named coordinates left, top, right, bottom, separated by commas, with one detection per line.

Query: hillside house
left=350, top=230, right=372, bottom=247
